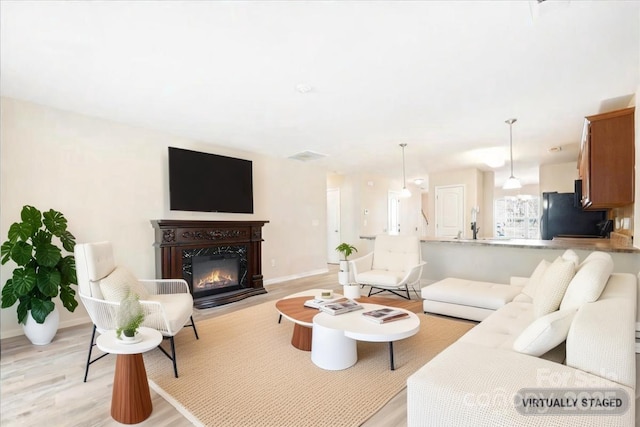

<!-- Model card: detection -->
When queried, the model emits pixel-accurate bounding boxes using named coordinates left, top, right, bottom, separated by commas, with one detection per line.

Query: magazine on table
left=317, top=298, right=363, bottom=315
left=362, top=307, right=410, bottom=324
left=303, top=295, right=342, bottom=309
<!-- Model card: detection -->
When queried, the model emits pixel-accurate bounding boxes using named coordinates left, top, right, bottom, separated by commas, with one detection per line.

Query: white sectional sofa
left=408, top=251, right=637, bottom=426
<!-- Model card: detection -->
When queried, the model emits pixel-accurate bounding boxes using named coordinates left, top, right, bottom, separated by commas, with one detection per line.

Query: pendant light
left=502, top=118, right=522, bottom=190
left=399, top=143, right=411, bottom=198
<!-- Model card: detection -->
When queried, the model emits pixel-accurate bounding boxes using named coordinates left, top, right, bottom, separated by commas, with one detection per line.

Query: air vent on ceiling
left=288, top=150, right=327, bottom=162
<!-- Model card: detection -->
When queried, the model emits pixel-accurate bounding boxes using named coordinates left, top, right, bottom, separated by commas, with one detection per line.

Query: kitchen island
left=359, top=235, right=638, bottom=284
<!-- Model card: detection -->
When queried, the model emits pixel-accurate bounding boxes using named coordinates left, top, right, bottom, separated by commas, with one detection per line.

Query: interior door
left=388, top=191, right=401, bottom=235
left=435, top=185, right=465, bottom=237
left=327, top=188, right=341, bottom=263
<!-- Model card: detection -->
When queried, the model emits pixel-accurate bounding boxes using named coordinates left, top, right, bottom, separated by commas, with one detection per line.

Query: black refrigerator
left=540, top=192, right=608, bottom=240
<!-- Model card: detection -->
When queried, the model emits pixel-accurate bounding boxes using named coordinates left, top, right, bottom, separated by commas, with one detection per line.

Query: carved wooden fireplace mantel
left=151, top=219, right=269, bottom=308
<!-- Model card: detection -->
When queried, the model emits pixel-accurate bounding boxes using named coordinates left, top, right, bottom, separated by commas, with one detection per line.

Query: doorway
left=327, top=188, right=341, bottom=263
left=388, top=190, right=401, bottom=235
left=435, top=185, right=465, bottom=238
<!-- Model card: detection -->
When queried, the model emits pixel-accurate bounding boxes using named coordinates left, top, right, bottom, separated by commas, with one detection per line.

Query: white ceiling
left=1, top=1, right=638, bottom=188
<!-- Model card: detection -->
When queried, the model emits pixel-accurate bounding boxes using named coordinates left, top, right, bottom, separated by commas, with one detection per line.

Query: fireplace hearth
left=151, top=220, right=269, bottom=308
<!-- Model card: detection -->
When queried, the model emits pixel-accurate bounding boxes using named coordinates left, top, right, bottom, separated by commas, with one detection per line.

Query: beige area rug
left=143, top=301, right=474, bottom=427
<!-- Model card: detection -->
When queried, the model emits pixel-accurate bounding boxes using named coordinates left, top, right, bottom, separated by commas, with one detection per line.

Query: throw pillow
left=521, top=259, right=550, bottom=299
left=533, top=256, right=576, bottom=318
left=513, top=308, right=577, bottom=356
left=578, top=250, right=611, bottom=268
left=561, top=249, right=580, bottom=268
left=559, top=255, right=614, bottom=310
left=99, top=266, right=150, bottom=302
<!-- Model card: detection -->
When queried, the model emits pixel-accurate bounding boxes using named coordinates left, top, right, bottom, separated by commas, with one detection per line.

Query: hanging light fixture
left=503, top=118, right=522, bottom=190
left=399, top=143, right=411, bottom=198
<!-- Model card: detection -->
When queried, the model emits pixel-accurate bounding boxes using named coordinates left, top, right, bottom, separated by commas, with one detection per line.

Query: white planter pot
left=338, top=260, right=353, bottom=285
left=22, top=307, right=59, bottom=345
left=338, top=271, right=350, bottom=285
left=343, top=285, right=361, bottom=299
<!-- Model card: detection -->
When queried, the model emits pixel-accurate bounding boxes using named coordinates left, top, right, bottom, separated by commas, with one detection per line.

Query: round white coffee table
left=97, top=327, right=163, bottom=424
left=311, top=303, right=420, bottom=371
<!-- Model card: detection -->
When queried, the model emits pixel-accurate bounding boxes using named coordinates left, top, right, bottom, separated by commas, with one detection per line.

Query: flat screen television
left=168, top=147, right=254, bottom=213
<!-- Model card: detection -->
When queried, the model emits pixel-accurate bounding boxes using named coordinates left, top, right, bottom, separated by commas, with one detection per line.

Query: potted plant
left=335, top=243, right=358, bottom=296
left=116, top=292, right=146, bottom=342
left=1, top=205, right=78, bottom=345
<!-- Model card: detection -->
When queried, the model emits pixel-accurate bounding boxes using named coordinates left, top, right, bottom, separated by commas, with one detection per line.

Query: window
left=494, top=196, right=540, bottom=239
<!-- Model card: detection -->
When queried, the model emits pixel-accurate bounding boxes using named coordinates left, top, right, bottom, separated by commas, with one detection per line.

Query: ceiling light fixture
left=503, top=118, right=522, bottom=190
left=399, top=143, right=411, bottom=198
left=295, top=83, right=312, bottom=94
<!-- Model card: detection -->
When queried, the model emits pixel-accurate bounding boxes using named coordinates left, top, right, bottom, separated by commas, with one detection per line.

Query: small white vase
left=22, top=307, right=59, bottom=345
left=338, top=260, right=350, bottom=285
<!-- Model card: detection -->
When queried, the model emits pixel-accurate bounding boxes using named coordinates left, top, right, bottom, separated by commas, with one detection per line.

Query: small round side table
left=96, top=327, right=163, bottom=424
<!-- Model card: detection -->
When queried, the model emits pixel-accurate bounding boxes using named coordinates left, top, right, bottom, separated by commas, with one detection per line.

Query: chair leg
left=189, top=315, right=199, bottom=340
left=412, top=284, right=421, bottom=300
left=83, top=324, right=110, bottom=382
left=157, top=336, right=179, bottom=378
left=367, top=286, right=412, bottom=300
left=83, top=324, right=97, bottom=383
left=170, top=336, right=178, bottom=378
left=278, top=314, right=282, bottom=324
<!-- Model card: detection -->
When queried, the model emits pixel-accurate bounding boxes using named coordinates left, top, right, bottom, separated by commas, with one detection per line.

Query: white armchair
left=349, top=234, right=426, bottom=300
left=75, top=241, right=198, bottom=381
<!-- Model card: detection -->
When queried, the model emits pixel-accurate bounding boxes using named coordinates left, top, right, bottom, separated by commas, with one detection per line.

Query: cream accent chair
left=75, top=241, right=198, bottom=381
left=349, top=235, right=426, bottom=300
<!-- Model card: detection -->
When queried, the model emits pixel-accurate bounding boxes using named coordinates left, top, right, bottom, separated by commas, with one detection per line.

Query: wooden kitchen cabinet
left=578, top=106, right=635, bottom=210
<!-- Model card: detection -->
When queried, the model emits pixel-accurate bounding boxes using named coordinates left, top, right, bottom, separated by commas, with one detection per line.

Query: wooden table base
left=111, top=353, right=153, bottom=424
left=291, top=324, right=312, bottom=351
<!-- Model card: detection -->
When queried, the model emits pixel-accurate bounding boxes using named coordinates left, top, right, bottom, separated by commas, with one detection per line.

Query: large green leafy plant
left=1, top=205, right=78, bottom=324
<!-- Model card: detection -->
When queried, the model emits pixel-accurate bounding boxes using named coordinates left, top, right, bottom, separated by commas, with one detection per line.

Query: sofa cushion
left=521, top=259, right=550, bottom=299
left=421, top=278, right=521, bottom=311
left=560, top=252, right=614, bottom=310
left=533, top=256, right=575, bottom=318
left=459, top=302, right=534, bottom=349
left=579, top=250, right=612, bottom=267
left=513, top=308, right=577, bottom=356
left=99, top=266, right=150, bottom=302
left=512, top=293, right=533, bottom=303
left=561, top=249, right=580, bottom=268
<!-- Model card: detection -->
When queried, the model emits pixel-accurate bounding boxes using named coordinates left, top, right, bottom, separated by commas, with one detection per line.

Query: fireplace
left=192, top=253, right=240, bottom=297
left=151, top=220, right=269, bottom=308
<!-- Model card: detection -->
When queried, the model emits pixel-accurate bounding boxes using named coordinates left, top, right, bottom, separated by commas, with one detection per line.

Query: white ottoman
left=422, top=277, right=522, bottom=321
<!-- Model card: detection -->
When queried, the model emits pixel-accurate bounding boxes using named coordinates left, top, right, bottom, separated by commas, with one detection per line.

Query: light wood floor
left=0, top=265, right=418, bottom=427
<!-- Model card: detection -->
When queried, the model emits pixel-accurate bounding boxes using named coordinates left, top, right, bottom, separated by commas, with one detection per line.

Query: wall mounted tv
left=168, top=147, right=254, bottom=214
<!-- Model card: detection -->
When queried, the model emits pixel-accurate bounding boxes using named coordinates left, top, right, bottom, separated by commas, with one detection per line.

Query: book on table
left=362, top=307, right=410, bottom=323
left=303, top=296, right=342, bottom=309
left=317, top=298, right=363, bottom=315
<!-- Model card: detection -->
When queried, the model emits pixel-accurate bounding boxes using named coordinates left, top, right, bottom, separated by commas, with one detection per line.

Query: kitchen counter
left=358, top=235, right=638, bottom=283
left=419, top=236, right=639, bottom=254
left=360, top=235, right=638, bottom=253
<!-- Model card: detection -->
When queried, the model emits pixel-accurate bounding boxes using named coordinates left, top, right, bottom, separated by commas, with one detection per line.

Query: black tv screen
left=168, top=147, right=254, bottom=214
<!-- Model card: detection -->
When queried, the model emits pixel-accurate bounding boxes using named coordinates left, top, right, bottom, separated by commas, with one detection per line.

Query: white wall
left=539, top=162, right=578, bottom=194
left=0, top=97, right=328, bottom=338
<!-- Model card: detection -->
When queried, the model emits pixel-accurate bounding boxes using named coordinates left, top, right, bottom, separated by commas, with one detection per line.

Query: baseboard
left=264, top=268, right=330, bottom=286
left=0, top=316, right=91, bottom=340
